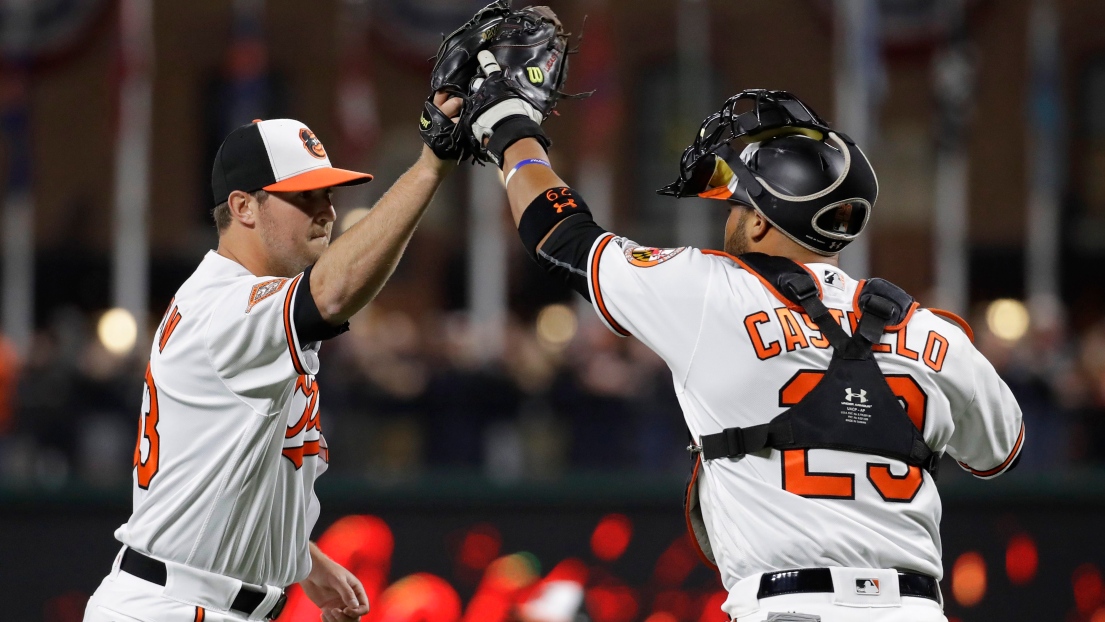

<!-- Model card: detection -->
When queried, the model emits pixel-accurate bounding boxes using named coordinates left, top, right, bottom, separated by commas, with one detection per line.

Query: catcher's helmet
left=658, top=90, right=878, bottom=255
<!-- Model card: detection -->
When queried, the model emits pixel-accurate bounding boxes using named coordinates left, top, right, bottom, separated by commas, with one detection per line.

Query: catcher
left=423, top=3, right=1025, bottom=621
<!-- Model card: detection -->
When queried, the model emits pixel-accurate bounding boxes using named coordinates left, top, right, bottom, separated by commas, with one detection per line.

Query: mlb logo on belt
left=855, top=578, right=880, bottom=595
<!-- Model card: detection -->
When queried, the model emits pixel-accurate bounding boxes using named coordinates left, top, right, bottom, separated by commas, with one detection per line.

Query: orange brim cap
left=263, top=167, right=373, bottom=193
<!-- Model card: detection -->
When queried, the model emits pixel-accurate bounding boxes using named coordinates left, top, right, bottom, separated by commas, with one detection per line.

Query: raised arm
left=309, top=95, right=461, bottom=325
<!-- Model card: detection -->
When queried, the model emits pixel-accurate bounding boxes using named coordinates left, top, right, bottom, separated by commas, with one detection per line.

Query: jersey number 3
left=133, top=363, right=161, bottom=489
left=778, top=371, right=926, bottom=503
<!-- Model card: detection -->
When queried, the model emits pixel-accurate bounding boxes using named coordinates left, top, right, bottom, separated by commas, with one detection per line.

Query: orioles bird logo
left=299, top=128, right=327, bottom=159
left=625, top=245, right=687, bottom=268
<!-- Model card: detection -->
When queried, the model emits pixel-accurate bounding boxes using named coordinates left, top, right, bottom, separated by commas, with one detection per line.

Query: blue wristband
left=504, top=158, right=551, bottom=186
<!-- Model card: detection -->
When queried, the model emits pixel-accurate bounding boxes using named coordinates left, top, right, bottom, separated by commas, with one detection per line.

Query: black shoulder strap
left=738, top=253, right=852, bottom=353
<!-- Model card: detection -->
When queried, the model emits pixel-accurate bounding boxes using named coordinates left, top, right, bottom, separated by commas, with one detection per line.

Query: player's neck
left=216, top=229, right=274, bottom=277
left=749, top=231, right=839, bottom=267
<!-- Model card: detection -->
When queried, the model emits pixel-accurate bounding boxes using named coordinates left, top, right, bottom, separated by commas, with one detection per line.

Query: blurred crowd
left=1, top=295, right=1104, bottom=490
left=0, top=301, right=686, bottom=488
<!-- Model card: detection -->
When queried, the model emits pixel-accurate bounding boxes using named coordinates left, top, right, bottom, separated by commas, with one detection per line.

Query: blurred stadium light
left=97, top=307, right=137, bottom=355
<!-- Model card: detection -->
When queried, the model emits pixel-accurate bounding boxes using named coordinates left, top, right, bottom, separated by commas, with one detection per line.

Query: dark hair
left=213, top=190, right=268, bottom=233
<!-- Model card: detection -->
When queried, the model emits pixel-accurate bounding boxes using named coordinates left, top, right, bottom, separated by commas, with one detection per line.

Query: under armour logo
left=844, top=388, right=868, bottom=403
left=553, top=198, right=578, bottom=213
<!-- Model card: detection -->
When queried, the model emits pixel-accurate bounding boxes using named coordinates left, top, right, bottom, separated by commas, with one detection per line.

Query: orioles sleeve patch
left=623, top=245, right=687, bottom=268
left=246, top=278, right=289, bottom=313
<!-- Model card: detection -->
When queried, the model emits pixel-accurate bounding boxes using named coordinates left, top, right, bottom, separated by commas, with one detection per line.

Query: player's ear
left=747, top=209, right=771, bottom=243
left=227, top=190, right=259, bottom=228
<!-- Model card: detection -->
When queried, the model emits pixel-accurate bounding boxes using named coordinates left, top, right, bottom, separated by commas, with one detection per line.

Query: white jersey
left=116, top=251, right=329, bottom=588
left=585, top=236, right=1023, bottom=608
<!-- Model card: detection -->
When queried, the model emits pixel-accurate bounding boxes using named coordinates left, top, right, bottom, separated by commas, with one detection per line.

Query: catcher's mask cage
left=658, top=89, right=879, bottom=256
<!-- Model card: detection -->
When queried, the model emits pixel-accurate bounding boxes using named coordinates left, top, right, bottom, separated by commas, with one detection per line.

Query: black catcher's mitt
left=421, top=0, right=581, bottom=162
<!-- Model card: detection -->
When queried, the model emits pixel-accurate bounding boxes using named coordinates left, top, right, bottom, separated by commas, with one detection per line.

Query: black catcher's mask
left=658, top=90, right=879, bottom=255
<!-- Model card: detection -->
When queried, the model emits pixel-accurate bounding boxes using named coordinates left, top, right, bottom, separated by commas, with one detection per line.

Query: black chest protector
left=698, top=253, right=938, bottom=472
left=683, top=253, right=939, bottom=567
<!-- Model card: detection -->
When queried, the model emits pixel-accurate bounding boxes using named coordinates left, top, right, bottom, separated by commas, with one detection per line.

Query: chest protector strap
left=697, top=253, right=939, bottom=474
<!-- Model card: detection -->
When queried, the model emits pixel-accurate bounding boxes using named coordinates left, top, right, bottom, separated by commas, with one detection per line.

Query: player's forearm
left=503, top=138, right=566, bottom=226
left=499, top=138, right=609, bottom=301
left=311, top=147, right=452, bottom=323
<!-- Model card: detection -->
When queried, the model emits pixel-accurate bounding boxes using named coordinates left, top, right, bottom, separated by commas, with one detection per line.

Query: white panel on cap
left=255, top=119, right=333, bottom=182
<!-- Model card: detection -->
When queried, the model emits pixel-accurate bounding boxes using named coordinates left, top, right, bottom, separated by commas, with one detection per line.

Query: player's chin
left=306, top=234, right=330, bottom=256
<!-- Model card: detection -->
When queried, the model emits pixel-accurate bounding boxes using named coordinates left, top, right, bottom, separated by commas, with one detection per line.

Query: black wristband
left=487, top=117, right=551, bottom=168
left=293, top=264, right=350, bottom=344
left=518, top=187, right=592, bottom=259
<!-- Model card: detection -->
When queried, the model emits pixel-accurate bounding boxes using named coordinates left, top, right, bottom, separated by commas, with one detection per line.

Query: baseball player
left=83, top=95, right=462, bottom=622
left=455, top=52, right=1024, bottom=621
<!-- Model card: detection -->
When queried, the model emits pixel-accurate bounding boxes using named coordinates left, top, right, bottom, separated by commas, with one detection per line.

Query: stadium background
left=1, top=0, right=1104, bottom=620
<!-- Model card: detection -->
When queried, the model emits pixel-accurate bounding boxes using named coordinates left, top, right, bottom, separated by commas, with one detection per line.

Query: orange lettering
left=799, top=313, right=830, bottom=349
left=774, top=308, right=810, bottom=352
left=159, top=306, right=182, bottom=353
left=778, top=372, right=927, bottom=503
left=134, top=363, right=161, bottom=489
left=867, top=463, right=924, bottom=502
left=782, top=449, right=854, bottom=499
left=923, top=331, right=948, bottom=372
left=744, top=312, right=781, bottom=360
left=884, top=375, right=927, bottom=432
left=285, top=376, right=320, bottom=439
left=894, top=325, right=920, bottom=360
left=778, top=376, right=855, bottom=499
left=282, top=376, right=325, bottom=470
left=779, top=370, right=825, bottom=406
left=846, top=311, right=859, bottom=334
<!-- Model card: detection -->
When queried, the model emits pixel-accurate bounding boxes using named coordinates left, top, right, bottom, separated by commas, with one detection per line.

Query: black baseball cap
left=212, top=118, right=373, bottom=206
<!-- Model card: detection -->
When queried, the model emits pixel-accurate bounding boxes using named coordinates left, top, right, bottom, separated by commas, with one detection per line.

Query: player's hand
left=466, top=51, right=543, bottom=148
left=301, top=545, right=370, bottom=621
left=433, top=90, right=464, bottom=120
left=419, top=90, right=465, bottom=163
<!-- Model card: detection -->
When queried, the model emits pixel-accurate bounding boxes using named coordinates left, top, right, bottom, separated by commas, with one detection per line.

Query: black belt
left=120, top=548, right=288, bottom=620
left=759, top=568, right=941, bottom=602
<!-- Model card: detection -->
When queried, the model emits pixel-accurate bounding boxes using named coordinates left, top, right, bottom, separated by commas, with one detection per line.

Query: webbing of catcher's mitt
left=423, top=1, right=589, bottom=162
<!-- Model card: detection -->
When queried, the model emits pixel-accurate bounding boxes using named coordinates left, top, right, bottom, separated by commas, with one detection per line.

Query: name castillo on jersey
left=740, top=273, right=949, bottom=373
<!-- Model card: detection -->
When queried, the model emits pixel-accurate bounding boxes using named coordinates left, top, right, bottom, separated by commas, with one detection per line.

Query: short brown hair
left=213, top=190, right=268, bottom=233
